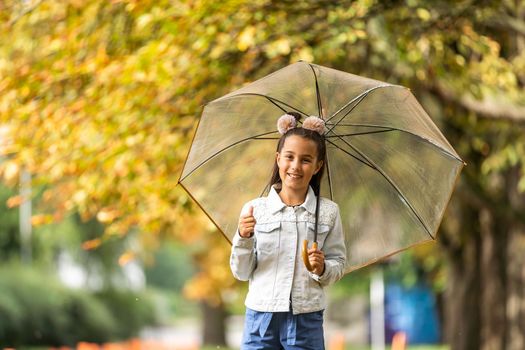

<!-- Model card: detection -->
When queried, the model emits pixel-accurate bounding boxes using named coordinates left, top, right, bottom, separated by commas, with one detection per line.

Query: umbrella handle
left=302, top=240, right=318, bottom=272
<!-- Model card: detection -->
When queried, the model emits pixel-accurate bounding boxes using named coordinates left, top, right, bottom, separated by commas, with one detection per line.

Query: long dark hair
left=268, top=112, right=327, bottom=196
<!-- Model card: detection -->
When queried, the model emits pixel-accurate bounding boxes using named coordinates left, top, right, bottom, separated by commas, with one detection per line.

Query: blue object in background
left=384, top=282, right=441, bottom=344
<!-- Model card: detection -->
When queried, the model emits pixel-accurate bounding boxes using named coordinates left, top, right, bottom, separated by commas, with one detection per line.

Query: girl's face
left=276, top=135, right=323, bottom=194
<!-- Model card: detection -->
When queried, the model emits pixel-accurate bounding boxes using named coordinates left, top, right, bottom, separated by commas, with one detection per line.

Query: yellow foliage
left=97, top=208, right=121, bottom=223
left=6, top=195, right=23, bottom=208
left=118, top=251, right=136, bottom=266
left=183, top=230, right=237, bottom=306
left=31, top=214, right=54, bottom=226
left=82, top=238, right=103, bottom=250
left=1, top=0, right=523, bottom=305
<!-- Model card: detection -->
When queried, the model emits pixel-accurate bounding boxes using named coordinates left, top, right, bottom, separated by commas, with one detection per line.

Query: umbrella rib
left=325, top=93, right=369, bottom=135
left=324, top=152, right=334, bottom=201
left=179, top=130, right=278, bottom=182
left=328, top=123, right=464, bottom=163
left=178, top=182, right=231, bottom=244
left=177, top=105, right=204, bottom=185
left=325, top=129, right=396, bottom=138
left=325, top=85, right=394, bottom=125
left=260, top=184, right=270, bottom=198
left=210, top=92, right=309, bottom=118
left=325, top=138, right=377, bottom=170
left=265, top=95, right=290, bottom=113
left=307, top=63, right=324, bottom=118
left=329, top=130, right=435, bottom=239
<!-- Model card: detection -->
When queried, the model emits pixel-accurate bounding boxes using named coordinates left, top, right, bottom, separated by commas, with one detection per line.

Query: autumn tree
left=1, top=0, right=236, bottom=345
left=2, top=0, right=524, bottom=348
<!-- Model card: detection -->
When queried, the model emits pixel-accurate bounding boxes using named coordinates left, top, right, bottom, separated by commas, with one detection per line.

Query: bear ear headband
left=277, top=114, right=327, bottom=136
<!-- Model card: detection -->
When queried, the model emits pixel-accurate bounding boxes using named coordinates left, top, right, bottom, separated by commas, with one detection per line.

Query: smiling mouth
left=287, top=173, right=302, bottom=179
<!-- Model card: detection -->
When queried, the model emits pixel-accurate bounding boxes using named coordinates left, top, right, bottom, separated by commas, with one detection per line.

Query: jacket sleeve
left=310, top=205, right=346, bottom=286
left=230, top=202, right=257, bottom=281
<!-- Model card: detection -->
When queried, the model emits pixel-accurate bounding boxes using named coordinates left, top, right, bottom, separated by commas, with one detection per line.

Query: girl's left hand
left=307, top=248, right=325, bottom=276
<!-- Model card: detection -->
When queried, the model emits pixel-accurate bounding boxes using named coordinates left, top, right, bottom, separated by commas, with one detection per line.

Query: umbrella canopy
left=179, top=61, right=464, bottom=273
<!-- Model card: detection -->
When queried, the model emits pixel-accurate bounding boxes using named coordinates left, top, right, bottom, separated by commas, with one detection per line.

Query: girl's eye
left=302, top=159, right=311, bottom=163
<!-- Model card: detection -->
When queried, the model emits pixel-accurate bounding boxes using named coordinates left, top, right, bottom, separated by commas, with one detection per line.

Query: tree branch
left=484, top=14, right=525, bottom=37
left=431, top=82, right=525, bottom=123
left=8, top=0, right=45, bottom=27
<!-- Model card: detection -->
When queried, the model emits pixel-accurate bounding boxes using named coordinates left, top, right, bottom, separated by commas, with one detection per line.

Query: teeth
left=288, top=174, right=301, bottom=178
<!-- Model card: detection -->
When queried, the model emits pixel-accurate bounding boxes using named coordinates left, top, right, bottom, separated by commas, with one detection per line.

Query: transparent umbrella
left=178, top=61, right=464, bottom=273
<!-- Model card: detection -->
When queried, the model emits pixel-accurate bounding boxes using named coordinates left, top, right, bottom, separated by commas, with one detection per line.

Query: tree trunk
left=445, top=216, right=482, bottom=350
left=201, top=301, right=227, bottom=347
left=479, top=207, right=507, bottom=350
left=506, top=226, right=525, bottom=349
left=445, top=167, right=525, bottom=350
left=506, top=168, right=525, bottom=349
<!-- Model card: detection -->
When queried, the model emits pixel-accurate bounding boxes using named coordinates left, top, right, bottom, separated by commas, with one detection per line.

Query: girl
left=230, top=112, right=346, bottom=349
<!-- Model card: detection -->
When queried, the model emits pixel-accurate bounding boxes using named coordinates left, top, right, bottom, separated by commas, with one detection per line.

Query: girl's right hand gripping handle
left=302, top=240, right=318, bottom=272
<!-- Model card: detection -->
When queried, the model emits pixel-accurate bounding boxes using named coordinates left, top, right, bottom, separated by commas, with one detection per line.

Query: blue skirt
left=241, top=308, right=325, bottom=349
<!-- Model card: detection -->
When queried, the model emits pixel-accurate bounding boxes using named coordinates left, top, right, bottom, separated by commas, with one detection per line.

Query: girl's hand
left=308, top=248, right=325, bottom=276
left=238, top=206, right=256, bottom=238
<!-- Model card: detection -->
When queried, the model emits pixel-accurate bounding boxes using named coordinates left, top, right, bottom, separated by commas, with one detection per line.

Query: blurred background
left=0, top=0, right=524, bottom=349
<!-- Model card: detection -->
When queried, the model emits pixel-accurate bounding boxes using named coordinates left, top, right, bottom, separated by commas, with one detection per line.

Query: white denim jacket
left=230, top=186, right=346, bottom=315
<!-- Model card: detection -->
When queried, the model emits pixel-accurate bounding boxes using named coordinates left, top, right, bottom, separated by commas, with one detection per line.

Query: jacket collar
left=268, top=185, right=317, bottom=215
